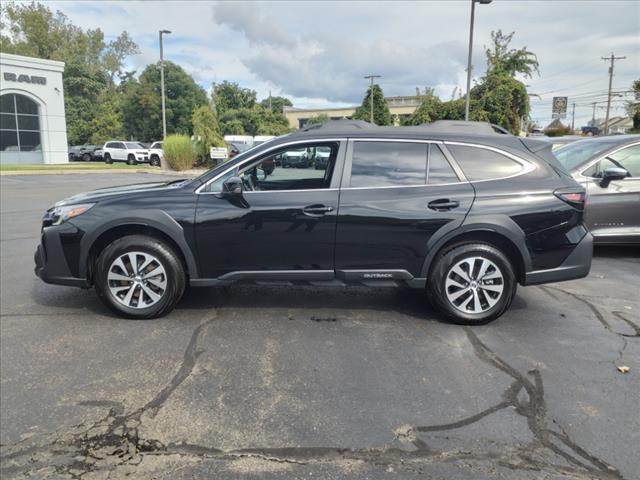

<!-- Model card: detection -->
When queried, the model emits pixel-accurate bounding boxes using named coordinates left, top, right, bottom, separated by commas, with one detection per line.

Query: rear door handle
left=303, top=204, right=334, bottom=217
left=428, top=199, right=460, bottom=211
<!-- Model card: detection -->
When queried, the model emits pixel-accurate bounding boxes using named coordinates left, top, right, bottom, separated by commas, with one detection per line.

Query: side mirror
left=599, top=167, right=628, bottom=188
left=221, top=176, right=243, bottom=196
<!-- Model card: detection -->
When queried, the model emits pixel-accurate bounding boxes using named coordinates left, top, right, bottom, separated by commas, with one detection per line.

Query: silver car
left=554, top=135, right=640, bottom=245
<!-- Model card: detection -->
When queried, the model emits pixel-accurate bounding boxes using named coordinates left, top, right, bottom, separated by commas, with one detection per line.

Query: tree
left=352, top=84, right=392, bottom=125
left=0, top=2, right=139, bottom=144
left=485, top=30, right=539, bottom=79
left=89, top=93, right=124, bottom=144
left=219, top=105, right=290, bottom=136
left=191, top=106, right=224, bottom=164
left=122, top=61, right=208, bottom=141
left=404, top=89, right=442, bottom=125
left=626, top=79, right=640, bottom=131
left=260, top=95, right=292, bottom=113
left=213, top=81, right=256, bottom=114
left=306, top=113, right=330, bottom=125
left=102, top=32, right=140, bottom=85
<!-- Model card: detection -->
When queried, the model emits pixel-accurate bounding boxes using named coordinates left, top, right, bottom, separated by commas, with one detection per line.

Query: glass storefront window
left=0, top=94, right=40, bottom=152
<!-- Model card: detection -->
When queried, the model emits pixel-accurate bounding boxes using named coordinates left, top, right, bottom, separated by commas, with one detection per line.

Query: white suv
left=103, top=141, right=150, bottom=165
left=148, top=141, right=163, bottom=167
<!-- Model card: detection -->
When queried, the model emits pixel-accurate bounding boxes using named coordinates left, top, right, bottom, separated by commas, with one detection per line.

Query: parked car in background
left=313, top=146, right=331, bottom=169
left=35, top=120, right=593, bottom=324
left=280, top=148, right=310, bottom=168
left=148, top=141, right=163, bottom=167
left=68, top=144, right=100, bottom=162
left=92, top=147, right=104, bottom=161
left=554, top=134, right=640, bottom=245
left=102, top=141, right=150, bottom=165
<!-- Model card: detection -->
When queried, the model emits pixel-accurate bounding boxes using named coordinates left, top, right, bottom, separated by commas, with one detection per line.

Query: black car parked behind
left=35, top=121, right=592, bottom=324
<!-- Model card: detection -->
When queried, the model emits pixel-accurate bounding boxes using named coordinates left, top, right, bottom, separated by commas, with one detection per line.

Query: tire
left=426, top=243, right=517, bottom=325
left=94, top=235, right=186, bottom=319
left=82, top=153, right=91, bottom=162
left=150, top=155, right=160, bottom=167
left=127, top=154, right=137, bottom=165
left=104, top=153, right=113, bottom=164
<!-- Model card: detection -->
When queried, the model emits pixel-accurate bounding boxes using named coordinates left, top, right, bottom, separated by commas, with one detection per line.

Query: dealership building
left=0, top=52, right=68, bottom=164
left=284, top=95, right=423, bottom=129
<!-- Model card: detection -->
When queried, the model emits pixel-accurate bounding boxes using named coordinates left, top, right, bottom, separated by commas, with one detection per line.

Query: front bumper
left=523, top=231, right=593, bottom=285
left=34, top=224, right=89, bottom=288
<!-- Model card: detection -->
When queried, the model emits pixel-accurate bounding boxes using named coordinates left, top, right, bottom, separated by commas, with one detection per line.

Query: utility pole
left=591, top=102, right=596, bottom=125
left=363, top=74, right=381, bottom=124
left=464, top=0, right=492, bottom=121
left=571, top=103, right=575, bottom=131
left=601, top=52, right=626, bottom=135
left=268, top=90, right=272, bottom=111
left=159, top=29, right=171, bottom=169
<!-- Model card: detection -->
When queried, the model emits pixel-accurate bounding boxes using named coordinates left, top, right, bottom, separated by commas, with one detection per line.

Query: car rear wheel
left=427, top=243, right=517, bottom=325
left=104, top=153, right=112, bottom=164
left=82, top=153, right=91, bottom=162
left=95, top=235, right=186, bottom=319
left=127, top=154, right=137, bottom=165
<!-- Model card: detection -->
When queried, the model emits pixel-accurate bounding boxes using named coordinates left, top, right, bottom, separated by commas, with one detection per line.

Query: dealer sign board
left=552, top=96, right=568, bottom=119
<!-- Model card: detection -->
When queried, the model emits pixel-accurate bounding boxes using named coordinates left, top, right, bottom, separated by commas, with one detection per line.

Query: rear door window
left=447, top=144, right=523, bottom=181
left=350, top=141, right=427, bottom=187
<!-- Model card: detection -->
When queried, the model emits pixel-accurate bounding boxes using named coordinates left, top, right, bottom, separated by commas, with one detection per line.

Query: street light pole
left=464, top=0, right=492, bottom=121
left=364, top=74, right=381, bottom=124
left=159, top=29, right=171, bottom=169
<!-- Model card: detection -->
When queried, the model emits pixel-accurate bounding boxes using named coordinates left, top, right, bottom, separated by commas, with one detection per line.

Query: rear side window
left=428, top=145, right=459, bottom=184
left=447, top=145, right=523, bottom=181
left=351, top=141, right=427, bottom=187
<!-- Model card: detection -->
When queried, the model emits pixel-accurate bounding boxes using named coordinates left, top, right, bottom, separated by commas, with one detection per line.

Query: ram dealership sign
left=3, top=72, right=47, bottom=85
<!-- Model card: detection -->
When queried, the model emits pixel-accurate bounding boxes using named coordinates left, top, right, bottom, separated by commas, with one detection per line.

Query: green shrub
left=163, top=134, right=196, bottom=171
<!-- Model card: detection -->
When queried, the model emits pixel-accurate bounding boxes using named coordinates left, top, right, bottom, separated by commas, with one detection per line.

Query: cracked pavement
left=1, top=174, right=639, bottom=479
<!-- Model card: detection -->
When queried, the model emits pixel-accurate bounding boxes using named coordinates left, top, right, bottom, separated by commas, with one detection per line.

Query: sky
left=46, top=0, right=640, bottom=128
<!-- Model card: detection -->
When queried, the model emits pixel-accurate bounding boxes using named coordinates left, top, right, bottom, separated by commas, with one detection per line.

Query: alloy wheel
left=107, top=251, right=167, bottom=309
left=445, top=256, right=504, bottom=314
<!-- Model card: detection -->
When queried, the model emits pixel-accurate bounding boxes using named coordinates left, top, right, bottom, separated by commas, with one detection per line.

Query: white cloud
left=40, top=0, right=640, bottom=125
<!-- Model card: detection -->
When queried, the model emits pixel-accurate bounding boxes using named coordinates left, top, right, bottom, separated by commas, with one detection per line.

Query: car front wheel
left=127, top=154, right=137, bottom=165
left=104, top=153, right=112, bottom=164
left=427, top=243, right=516, bottom=325
left=150, top=155, right=160, bottom=167
left=95, top=235, right=186, bottom=319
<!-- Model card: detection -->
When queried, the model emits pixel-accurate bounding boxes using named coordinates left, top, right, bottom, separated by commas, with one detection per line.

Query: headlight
left=46, top=203, right=95, bottom=226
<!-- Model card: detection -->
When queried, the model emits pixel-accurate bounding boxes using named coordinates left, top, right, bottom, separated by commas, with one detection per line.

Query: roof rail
left=298, top=119, right=377, bottom=133
left=418, top=120, right=512, bottom=135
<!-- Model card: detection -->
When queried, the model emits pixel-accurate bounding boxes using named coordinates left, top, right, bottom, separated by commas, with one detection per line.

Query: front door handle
left=428, top=199, right=460, bottom=211
left=303, top=204, right=334, bottom=217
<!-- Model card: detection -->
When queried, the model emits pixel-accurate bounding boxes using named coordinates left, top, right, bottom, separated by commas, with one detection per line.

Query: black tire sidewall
left=104, top=153, right=112, bottom=164
left=427, top=243, right=516, bottom=325
left=95, top=235, right=185, bottom=319
left=127, top=154, right=137, bottom=165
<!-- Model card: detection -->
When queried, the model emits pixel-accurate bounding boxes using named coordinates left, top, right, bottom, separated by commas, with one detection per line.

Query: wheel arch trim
left=420, top=217, right=532, bottom=281
left=78, top=209, right=198, bottom=281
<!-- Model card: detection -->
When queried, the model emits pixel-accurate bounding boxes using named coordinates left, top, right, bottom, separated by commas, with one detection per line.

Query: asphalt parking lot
left=1, top=173, right=638, bottom=479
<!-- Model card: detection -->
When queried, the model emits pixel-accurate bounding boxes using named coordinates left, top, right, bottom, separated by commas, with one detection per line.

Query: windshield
left=126, top=142, right=145, bottom=149
left=554, top=139, right=622, bottom=171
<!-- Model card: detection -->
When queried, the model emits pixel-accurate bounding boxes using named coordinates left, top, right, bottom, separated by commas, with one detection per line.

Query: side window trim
left=341, top=139, right=465, bottom=190
left=578, top=142, right=640, bottom=179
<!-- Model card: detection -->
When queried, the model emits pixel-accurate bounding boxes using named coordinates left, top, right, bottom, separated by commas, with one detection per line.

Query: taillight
left=554, top=189, right=586, bottom=210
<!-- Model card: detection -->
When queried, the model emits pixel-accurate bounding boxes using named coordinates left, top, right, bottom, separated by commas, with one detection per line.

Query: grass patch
left=0, top=163, right=153, bottom=172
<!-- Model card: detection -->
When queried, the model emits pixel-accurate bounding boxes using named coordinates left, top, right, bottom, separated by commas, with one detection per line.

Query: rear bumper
left=523, top=231, right=593, bottom=285
left=34, top=225, right=89, bottom=288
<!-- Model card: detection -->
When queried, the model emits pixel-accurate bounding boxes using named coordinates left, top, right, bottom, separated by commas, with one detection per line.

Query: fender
left=78, top=209, right=199, bottom=280
left=419, top=214, right=532, bottom=278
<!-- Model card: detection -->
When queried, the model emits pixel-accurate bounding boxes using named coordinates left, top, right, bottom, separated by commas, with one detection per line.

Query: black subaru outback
left=35, top=120, right=592, bottom=324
